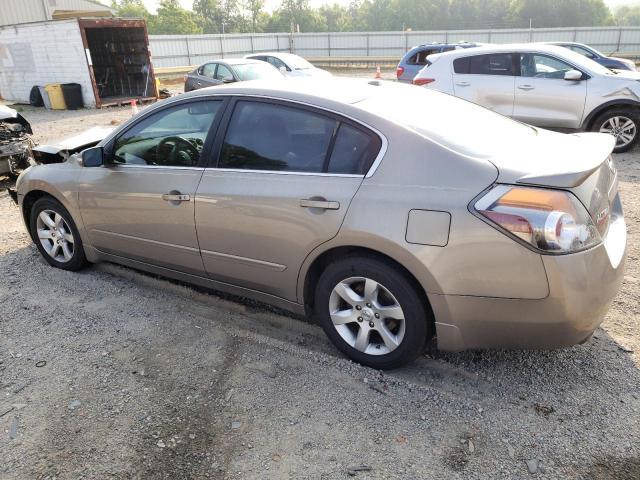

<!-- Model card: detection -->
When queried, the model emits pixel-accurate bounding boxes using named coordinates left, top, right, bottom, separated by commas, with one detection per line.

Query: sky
left=140, top=0, right=638, bottom=14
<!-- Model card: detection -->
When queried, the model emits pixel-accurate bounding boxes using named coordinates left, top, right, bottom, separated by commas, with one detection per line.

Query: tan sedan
left=14, top=78, right=626, bottom=369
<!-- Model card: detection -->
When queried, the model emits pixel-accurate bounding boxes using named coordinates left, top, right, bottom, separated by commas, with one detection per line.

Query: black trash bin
left=61, top=83, right=84, bottom=110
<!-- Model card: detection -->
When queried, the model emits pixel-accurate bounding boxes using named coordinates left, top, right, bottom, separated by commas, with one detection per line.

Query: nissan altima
left=14, top=78, right=626, bottom=369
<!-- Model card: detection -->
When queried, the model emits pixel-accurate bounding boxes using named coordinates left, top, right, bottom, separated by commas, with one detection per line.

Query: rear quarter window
left=407, top=48, right=439, bottom=66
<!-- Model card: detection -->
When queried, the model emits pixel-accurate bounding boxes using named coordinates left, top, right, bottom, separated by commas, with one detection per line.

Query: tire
left=314, top=255, right=432, bottom=369
left=29, top=197, right=88, bottom=271
left=592, top=109, right=639, bottom=153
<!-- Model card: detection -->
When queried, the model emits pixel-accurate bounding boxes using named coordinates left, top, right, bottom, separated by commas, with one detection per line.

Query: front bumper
left=432, top=212, right=627, bottom=351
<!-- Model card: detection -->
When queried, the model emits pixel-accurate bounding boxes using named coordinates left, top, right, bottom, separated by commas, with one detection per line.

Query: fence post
left=328, top=33, right=331, bottom=57
left=366, top=32, right=370, bottom=56
left=276, top=34, right=280, bottom=52
left=185, top=36, right=191, bottom=65
left=617, top=27, right=623, bottom=53
left=250, top=34, right=254, bottom=53
left=573, top=28, right=577, bottom=42
left=289, top=32, right=294, bottom=54
left=219, top=35, right=224, bottom=58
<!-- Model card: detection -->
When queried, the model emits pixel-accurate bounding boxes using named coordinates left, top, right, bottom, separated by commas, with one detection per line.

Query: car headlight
left=474, top=185, right=602, bottom=254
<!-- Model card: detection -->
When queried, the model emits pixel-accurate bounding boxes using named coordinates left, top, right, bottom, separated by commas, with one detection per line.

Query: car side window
left=267, top=56, right=288, bottom=71
left=327, top=123, right=380, bottom=174
left=219, top=101, right=337, bottom=173
left=200, top=63, right=216, bottom=78
left=215, top=64, right=234, bottom=81
left=112, top=101, right=222, bottom=167
left=569, top=45, right=595, bottom=59
left=520, top=54, right=575, bottom=79
left=454, top=54, right=514, bottom=75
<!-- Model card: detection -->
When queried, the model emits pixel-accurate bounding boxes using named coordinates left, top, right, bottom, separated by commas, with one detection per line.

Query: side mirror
left=564, top=70, right=583, bottom=81
left=279, top=66, right=287, bottom=73
left=222, top=76, right=235, bottom=83
left=81, top=146, right=104, bottom=167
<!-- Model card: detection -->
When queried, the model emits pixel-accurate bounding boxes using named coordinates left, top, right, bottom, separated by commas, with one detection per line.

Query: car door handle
left=300, top=199, right=340, bottom=210
left=455, top=81, right=470, bottom=86
left=518, top=84, right=535, bottom=90
left=162, top=193, right=190, bottom=202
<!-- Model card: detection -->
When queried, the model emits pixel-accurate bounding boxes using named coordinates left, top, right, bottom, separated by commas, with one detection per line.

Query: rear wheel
left=314, top=255, right=431, bottom=369
left=592, top=109, right=639, bottom=153
left=29, top=197, right=88, bottom=271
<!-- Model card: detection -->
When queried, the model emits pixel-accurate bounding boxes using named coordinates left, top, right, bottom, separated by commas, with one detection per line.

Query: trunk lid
left=490, top=129, right=617, bottom=236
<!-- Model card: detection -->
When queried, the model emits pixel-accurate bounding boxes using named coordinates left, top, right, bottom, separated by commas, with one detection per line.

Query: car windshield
left=283, top=55, right=315, bottom=70
left=234, top=63, right=284, bottom=81
left=549, top=47, right=614, bottom=76
left=357, top=85, right=537, bottom=159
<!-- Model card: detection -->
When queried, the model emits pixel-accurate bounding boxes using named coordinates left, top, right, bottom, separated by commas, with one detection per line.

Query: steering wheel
left=157, top=136, right=199, bottom=166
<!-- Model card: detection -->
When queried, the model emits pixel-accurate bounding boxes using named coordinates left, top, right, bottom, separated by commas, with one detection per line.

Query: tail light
left=396, top=66, right=405, bottom=79
left=413, top=78, right=435, bottom=86
left=474, top=185, right=601, bottom=254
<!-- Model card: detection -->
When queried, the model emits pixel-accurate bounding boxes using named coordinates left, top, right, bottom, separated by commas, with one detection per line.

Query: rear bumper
left=432, top=213, right=627, bottom=351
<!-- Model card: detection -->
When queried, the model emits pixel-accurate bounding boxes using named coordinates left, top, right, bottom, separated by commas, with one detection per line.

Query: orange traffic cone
left=130, top=99, right=139, bottom=116
left=375, top=66, right=382, bottom=79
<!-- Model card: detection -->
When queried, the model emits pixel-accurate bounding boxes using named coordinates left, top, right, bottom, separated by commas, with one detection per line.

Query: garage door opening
left=79, top=19, right=157, bottom=108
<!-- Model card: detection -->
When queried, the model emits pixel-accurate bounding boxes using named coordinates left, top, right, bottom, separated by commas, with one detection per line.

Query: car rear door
left=189, top=63, right=219, bottom=90
left=194, top=98, right=382, bottom=301
left=451, top=52, right=516, bottom=116
left=78, top=99, right=227, bottom=275
left=513, top=53, right=587, bottom=128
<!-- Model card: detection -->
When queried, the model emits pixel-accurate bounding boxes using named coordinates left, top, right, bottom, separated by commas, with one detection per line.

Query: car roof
left=246, top=52, right=300, bottom=61
left=182, top=77, right=374, bottom=105
left=201, top=58, right=263, bottom=66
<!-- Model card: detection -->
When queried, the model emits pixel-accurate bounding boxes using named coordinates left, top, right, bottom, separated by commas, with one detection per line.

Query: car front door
left=191, top=63, right=219, bottom=90
left=194, top=98, right=382, bottom=301
left=513, top=53, right=587, bottom=128
left=78, top=99, right=226, bottom=275
left=452, top=52, right=516, bottom=116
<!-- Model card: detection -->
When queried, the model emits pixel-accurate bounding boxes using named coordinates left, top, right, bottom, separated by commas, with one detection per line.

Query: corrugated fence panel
left=149, top=27, right=640, bottom=67
left=619, top=28, right=640, bottom=53
left=489, top=30, right=530, bottom=43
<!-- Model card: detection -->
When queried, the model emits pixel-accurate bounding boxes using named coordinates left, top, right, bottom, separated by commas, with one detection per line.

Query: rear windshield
left=357, top=84, right=537, bottom=159
left=234, top=63, right=284, bottom=81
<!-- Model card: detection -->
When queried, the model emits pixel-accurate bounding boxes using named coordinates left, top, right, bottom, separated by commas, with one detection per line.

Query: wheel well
left=585, top=102, right=640, bottom=131
left=22, top=190, right=53, bottom=236
left=303, top=246, right=435, bottom=330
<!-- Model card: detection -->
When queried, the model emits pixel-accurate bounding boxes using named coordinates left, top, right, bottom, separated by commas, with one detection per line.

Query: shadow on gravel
left=587, top=456, right=640, bottom=480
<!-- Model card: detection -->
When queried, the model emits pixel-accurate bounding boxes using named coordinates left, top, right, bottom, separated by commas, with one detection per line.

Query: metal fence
left=149, top=26, right=640, bottom=68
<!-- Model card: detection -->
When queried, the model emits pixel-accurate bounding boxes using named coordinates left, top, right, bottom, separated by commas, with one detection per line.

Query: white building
left=0, top=0, right=114, bottom=27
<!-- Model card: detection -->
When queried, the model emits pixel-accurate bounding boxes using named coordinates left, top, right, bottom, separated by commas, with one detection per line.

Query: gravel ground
left=0, top=81, right=639, bottom=479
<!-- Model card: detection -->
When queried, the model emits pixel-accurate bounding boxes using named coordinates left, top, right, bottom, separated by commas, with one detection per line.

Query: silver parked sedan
left=14, top=78, right=626, bottom=369
left=184, top=58, right=284, bottom=92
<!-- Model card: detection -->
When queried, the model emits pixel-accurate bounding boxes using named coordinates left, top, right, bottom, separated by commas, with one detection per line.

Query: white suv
left=413, top=44, right=640, bottom=152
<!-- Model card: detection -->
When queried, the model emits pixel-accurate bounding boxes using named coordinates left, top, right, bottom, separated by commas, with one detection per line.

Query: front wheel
left=592, top=109, right=639, bottom=153
left=314, top=255, right=431, bottom=369
left=29, top=197, right=88, bottom=271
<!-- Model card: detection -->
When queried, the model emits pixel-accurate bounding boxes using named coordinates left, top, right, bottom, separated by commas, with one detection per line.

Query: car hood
left=489, top=129, right=615, bottom=188
left=604, top=69, right=640, bottom=80
left=0, top=104, right=32, bottom=134
left=33, top=126, right=114, bottom=155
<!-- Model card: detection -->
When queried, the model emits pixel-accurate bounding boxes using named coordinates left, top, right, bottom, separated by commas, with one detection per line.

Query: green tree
left=193, top=0, right=225, bottom=33
left=318, top=4, right=353, bottom=31
left=110, top=0, right=149, bottom=18
left=508, top=0, right=613, bottom=28
left=244, top=0, right=266, bottom=32
left=149, top=0, right=202, bottom=34
left=615, top=5, right=640, bottom=26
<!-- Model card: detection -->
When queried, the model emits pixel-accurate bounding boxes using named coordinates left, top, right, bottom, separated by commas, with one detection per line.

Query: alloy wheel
left=329, top=276, right=406, bottom=355
left=36, top=209, right=75, bottom=263
left=599, top=115, right=637, bottom=149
